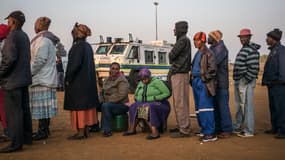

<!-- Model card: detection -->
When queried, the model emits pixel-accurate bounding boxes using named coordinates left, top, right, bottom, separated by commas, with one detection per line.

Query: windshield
left=95, top=45, right=111, bottom=55
left=110, top=44, right=127, bottom=54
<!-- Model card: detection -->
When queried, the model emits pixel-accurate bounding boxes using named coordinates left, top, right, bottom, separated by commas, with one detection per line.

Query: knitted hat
left=35, top=17, right=51, bottom=31
left=267, top=28, right=282, bottom=41
left=209, top=30, right=223, bottom=42
left=139, top=68, right=151, bottom=79
left=0, top=24, right=9, bottom=40
left=193, top=32, right=206, bottom=43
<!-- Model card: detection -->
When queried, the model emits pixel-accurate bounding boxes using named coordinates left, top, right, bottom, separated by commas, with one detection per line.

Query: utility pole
left=154, top=2, right=158, bottom=40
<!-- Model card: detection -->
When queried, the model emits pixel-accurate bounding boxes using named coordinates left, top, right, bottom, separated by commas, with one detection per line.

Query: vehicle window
left=127, top=46, right=139, bottom=59
left=145, top=50, right=154, bottom=64
left=110, top=45, right=127, bottom=54
left=95, top=45, right=111, bottom=55
left=158, top=52, right=167, bottom=64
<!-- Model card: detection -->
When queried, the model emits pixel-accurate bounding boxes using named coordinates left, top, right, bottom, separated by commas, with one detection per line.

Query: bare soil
left=0, top=84, right=284, bottom=160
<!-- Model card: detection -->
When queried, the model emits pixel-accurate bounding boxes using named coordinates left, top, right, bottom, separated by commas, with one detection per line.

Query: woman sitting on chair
left=123, top=68, right=171, bottom=140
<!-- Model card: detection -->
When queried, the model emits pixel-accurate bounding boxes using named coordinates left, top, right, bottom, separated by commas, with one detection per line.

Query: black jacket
left=0, top=29, right=32, bottom=90
left=64, top=39, right=100, bottom=110
left=169, top=34, right=192, bottom=74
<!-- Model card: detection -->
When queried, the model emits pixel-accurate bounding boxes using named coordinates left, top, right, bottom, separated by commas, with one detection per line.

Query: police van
left=93, top=34, right=173, bottom=92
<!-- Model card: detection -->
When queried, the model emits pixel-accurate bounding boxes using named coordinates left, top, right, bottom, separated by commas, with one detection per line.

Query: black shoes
left=89, top=124, right=100, bottom=132
left=169, top=128, right=179, bottom=133
left=32, top=130, right=48, bottom=141
left=170, top=131, right=190, bottom=138
left=146, top=134, right=160, bottom=140
left=275, top=134, right=285, bottom=139
left=122, top=131, right=137, bottom=136
left=67, top=133, right=87, bottom=140
left=103, top=131, right=112, bottom=137
left=264, top=129, right=277, bottom=134
left=0, top=144, right=22, bottom=153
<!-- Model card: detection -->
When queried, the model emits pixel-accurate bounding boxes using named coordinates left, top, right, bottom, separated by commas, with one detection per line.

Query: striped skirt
left=29, top=86, right=58, bottom=120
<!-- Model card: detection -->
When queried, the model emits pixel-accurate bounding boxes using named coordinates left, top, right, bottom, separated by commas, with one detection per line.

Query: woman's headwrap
left=0, top=24, right=9, bottom=40
left=193, top=32, right=206, bottom=43
left=72, top=22, right=91, bottom=39
left=139, top=68, right=151, bottom=79
left=35, top=17, right=51, bottom=32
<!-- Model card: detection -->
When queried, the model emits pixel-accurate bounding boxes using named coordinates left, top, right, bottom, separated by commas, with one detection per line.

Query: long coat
left=64, top=39, right=100, bottom=110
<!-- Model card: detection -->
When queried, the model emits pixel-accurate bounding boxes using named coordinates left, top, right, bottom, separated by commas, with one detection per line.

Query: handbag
left=137, top=104, right=150, bottom=120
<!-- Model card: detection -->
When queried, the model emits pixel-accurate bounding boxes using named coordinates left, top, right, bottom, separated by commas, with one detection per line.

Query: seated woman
left=123, top=68, right=171, bottom=140
left=100, top=62, right=129, bottom=137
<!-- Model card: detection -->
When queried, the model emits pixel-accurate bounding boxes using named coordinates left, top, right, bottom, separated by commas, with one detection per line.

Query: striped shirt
left=233, top=43, right=260, bottom=82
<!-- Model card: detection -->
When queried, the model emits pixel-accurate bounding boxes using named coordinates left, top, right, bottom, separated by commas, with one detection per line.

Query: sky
left=1, top=0, right=285, bottom=62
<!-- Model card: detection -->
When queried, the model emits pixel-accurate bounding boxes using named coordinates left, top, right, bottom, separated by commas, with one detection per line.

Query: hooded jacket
left=169, top=21, right=192, bottom=74
left=30, top=30, right=58, bottom=87
left=233, top=42, right=260, bottom=83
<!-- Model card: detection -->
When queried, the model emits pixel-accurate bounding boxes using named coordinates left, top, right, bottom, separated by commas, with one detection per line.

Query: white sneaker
left=195, top=132, right=204, bottom=137
left=201, top=135, right=218, bottom=142
left=237, top=132, right=254, bottom=138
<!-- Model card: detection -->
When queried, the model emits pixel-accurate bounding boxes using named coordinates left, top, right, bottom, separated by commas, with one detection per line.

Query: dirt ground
left=0, top=83, right=285, bottom=160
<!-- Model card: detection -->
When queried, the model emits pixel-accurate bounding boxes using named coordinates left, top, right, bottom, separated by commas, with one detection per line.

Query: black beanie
left=267, top=28, right=282, bottom=41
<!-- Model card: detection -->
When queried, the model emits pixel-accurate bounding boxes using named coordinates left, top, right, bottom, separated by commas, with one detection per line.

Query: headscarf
left=72, top=22, right=91, bottom=39
left=193, top=32, right=206, bottom=43
left=0, top=24, right=9, bottom=40
left=35, top=17, right=51, bottom=32
left=139, top=68, right=151, bottom=79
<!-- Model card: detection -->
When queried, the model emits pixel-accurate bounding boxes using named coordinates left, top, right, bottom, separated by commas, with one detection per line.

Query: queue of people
left=0, top=10, right=285, bottom=153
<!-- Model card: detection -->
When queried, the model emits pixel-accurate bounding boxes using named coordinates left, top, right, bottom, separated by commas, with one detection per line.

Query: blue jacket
left=262, top=42, right=285, bottom=85
left=210, top=40, right=229, bottom=89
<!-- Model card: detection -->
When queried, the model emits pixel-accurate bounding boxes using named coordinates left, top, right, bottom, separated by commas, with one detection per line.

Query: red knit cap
left=0, top=24, right=9, bottom=40
left=193, top=32, right=206, bottom=43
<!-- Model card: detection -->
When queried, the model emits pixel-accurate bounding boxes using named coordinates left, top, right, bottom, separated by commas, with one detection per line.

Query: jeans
left=101, top=102, right=129, bottom=132
left=233, top=79, right=256, bottom=134
left=213, top=88, right=233, bottom=133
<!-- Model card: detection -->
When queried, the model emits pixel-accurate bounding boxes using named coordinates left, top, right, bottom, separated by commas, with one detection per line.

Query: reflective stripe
left=195, top=108, right=214, bottom=113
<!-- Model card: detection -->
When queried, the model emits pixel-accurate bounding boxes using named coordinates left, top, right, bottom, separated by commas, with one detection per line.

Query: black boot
left=47, top=118, right=50, bottom=135
left=33, top=119, right=48, bottom=141
left=32, top=121, right=41, bottom=136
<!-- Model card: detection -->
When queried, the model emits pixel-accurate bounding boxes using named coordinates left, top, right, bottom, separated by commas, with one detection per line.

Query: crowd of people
left=0, top=10, right=285, bottom=153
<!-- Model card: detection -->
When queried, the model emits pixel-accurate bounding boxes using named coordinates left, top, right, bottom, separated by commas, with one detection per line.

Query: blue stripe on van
left=97, top=64, right=171, bottom=70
